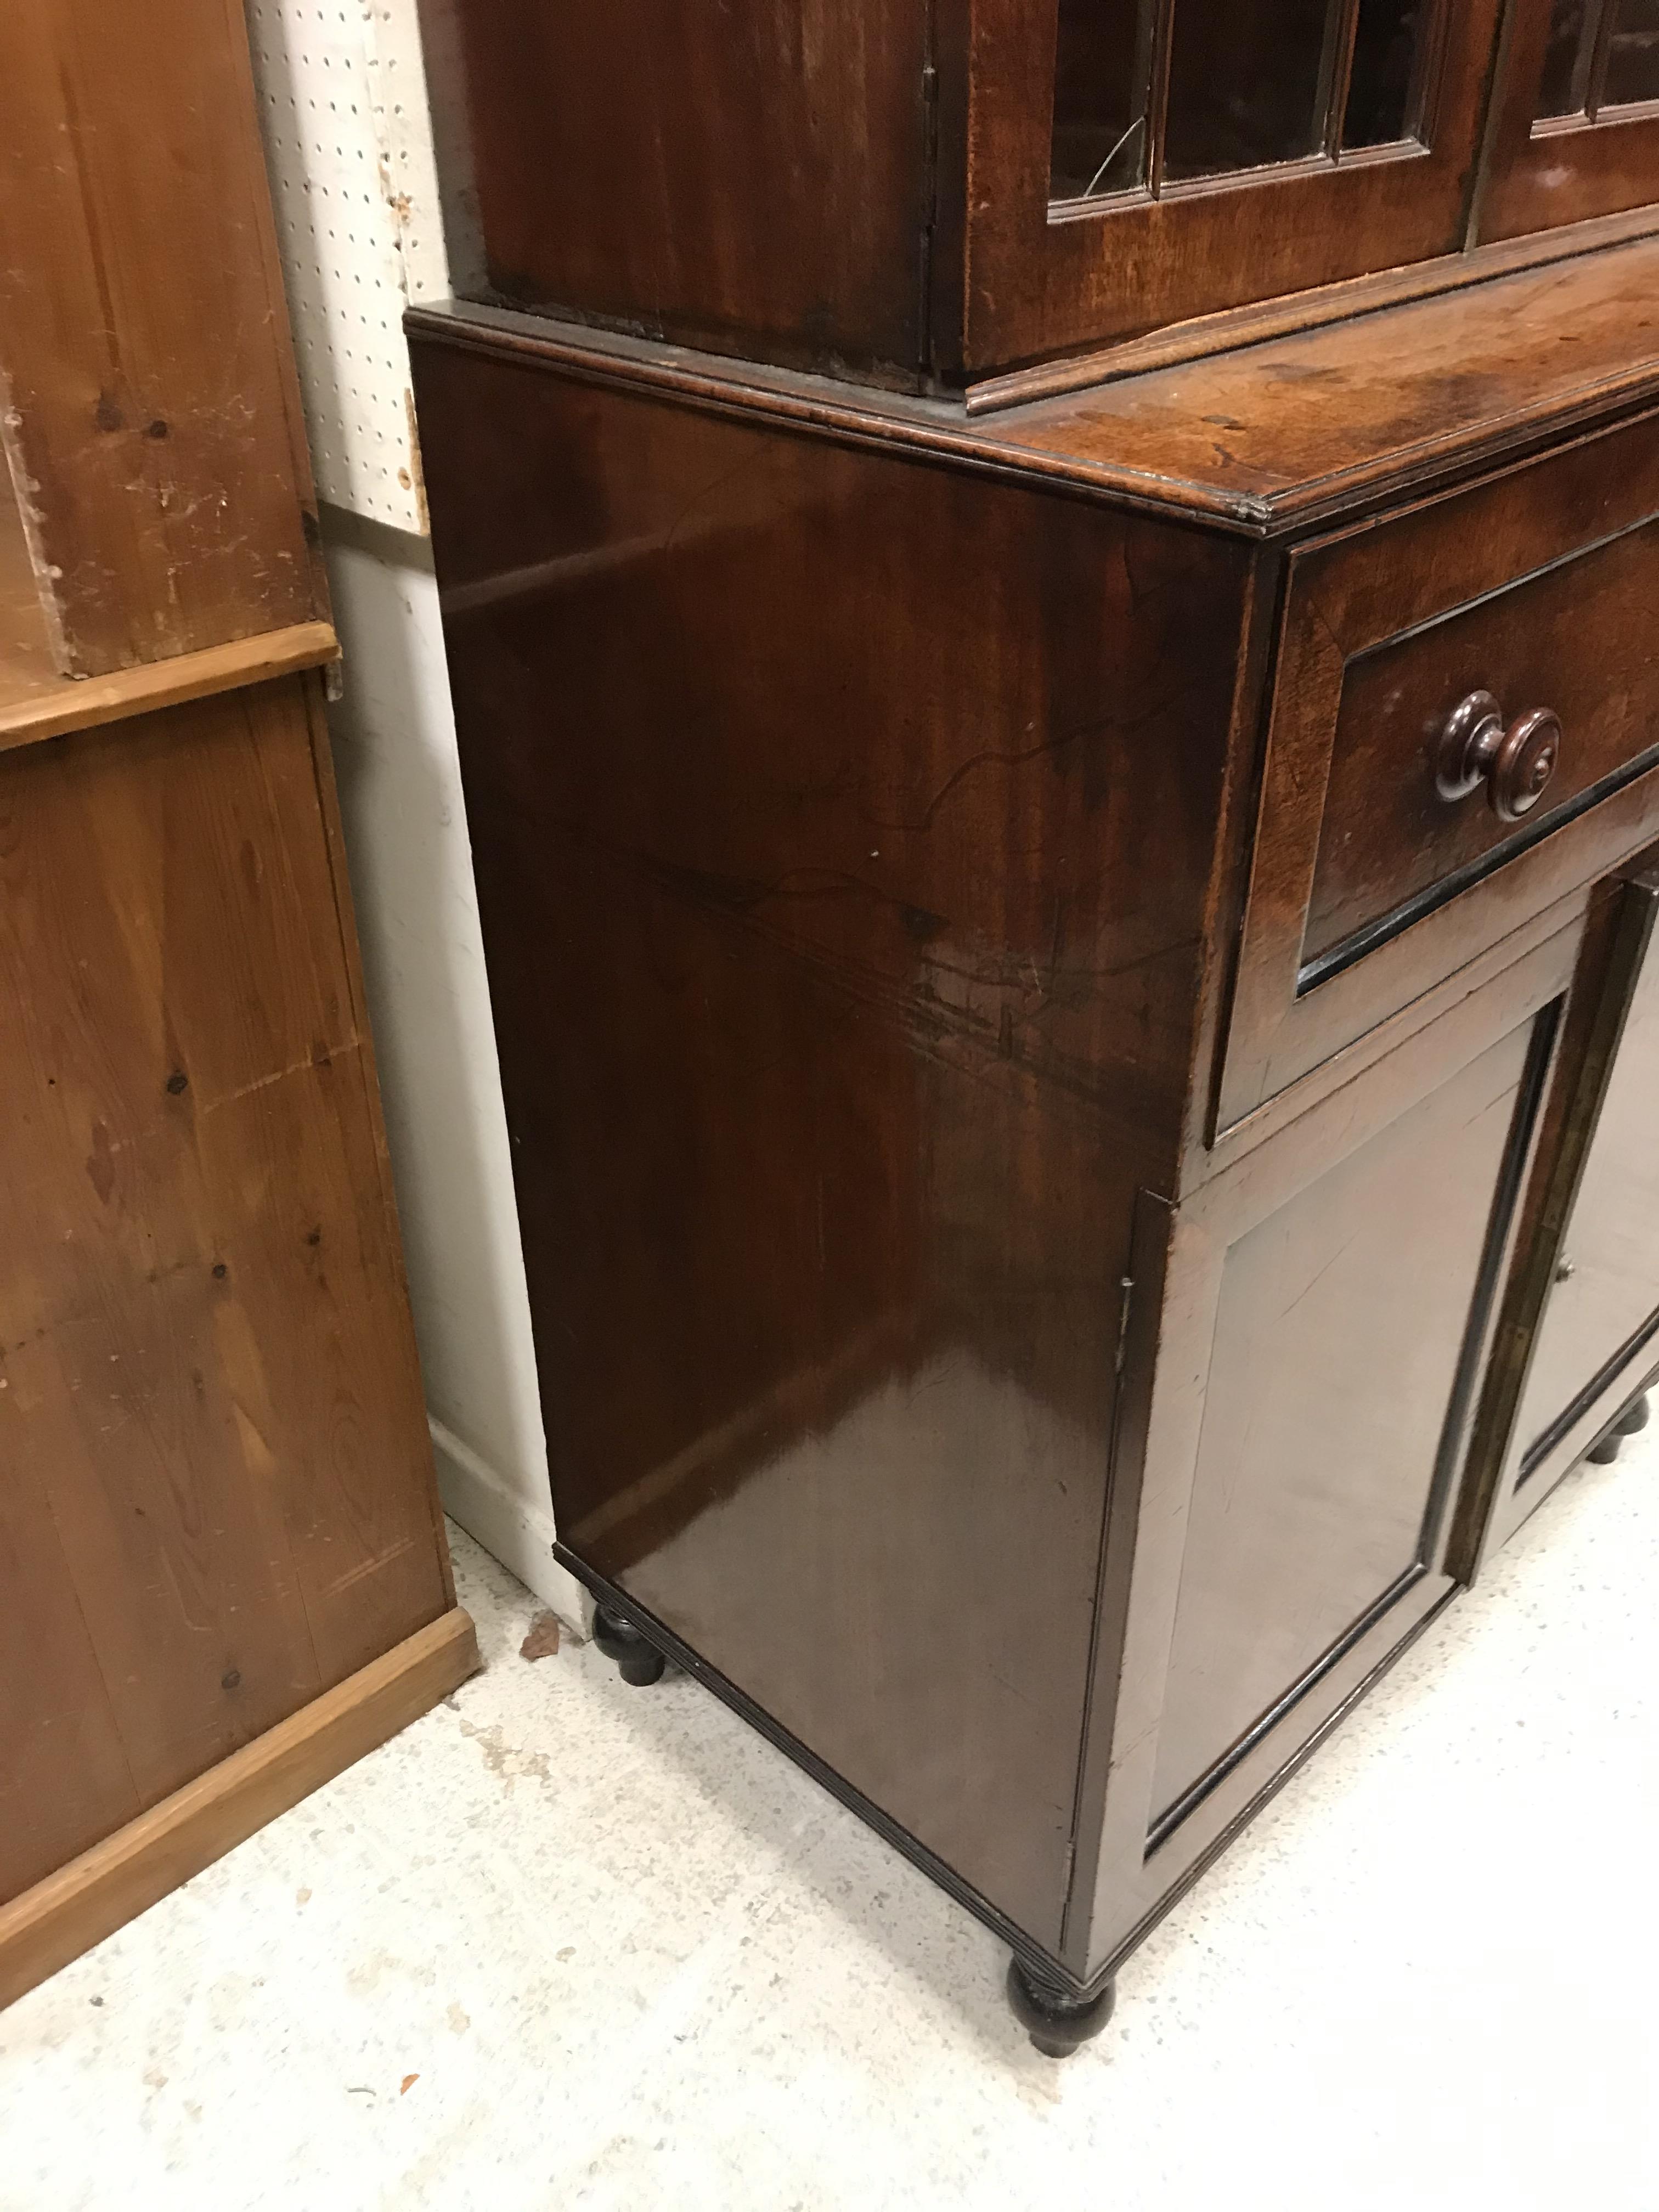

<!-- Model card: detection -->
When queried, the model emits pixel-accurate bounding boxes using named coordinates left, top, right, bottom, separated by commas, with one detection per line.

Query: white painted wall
left=322, top=521, right=584, bottom=1626
left=245, top=0, right=447, bottom=529
left=246, top=0, right=584, bottom=1626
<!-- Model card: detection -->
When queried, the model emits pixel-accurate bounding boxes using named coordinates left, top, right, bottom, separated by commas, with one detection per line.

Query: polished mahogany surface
left=965, top=0, right=1504, bottom=372
left=411, top=328, right=1249, bottom=1942
left=420, top=0, right=930, bottom=376
left=414, top=212, right=1659, bottom=1994
left=1218, top=407, right=1659, bottom=1131
left=1150, top=1019, right=1536, bottom=1825
left=988, top=235, right=1659, bottom=522
left=1305, top=514, right=1659, bottom=969
left=410, top=233, right=1659, bottom=534
left=1513, top=878, right=1659, bottom=1460
left=420, top=0, right=1658, bottom=381
left=421, top=0, right=1576, bottom=378
left=1479, top=0, right=1659, bottom=240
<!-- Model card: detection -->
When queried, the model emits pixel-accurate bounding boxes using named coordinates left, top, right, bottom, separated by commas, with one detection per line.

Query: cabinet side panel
left=413, top=336, right=1248, bottom=1948
left=433, top=0, right=932, bottom=377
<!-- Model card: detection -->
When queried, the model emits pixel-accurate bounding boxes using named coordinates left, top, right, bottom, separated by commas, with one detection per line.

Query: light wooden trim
left=0, top=620, right=340, bottom=752
left=0, top=1606, right=478, bottom=2013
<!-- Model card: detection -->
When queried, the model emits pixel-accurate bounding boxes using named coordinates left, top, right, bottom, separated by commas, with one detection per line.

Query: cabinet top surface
left=411, top=232, right=1659, bottom=534
left=1001, top=230, right=1659, bottom=523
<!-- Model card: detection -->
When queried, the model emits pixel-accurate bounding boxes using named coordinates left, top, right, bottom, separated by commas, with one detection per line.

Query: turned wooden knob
left=1434, top=691, right=1562, bottom=822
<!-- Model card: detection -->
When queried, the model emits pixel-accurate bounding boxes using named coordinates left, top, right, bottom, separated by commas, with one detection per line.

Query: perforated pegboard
left=246, top=0, right=450, bottom=531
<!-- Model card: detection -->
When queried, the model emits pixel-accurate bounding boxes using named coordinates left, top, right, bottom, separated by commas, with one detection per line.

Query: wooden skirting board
left=0, top=1607, right=479, bottom=2014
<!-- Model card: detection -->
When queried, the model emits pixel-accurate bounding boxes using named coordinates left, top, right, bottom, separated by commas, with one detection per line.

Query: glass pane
left=1163, top=0, right=1334, bottom=180
left=1051, top=0, right=1154, bottom=199
left=1603, top=0, right=1659, bottom=104
left=1537, top=0, right=1598, bottom=115
left=1341, top=0, right=1427, bottom=146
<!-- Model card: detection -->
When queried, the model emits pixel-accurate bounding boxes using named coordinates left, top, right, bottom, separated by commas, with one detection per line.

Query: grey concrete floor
left=3, top=1433, right=1656, bottom=2211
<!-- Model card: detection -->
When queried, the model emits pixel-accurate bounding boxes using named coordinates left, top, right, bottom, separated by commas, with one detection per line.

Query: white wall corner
left=245, top=0, right=448, bottom=531
left=319, top=521, right=570, bottom=1623
left=430, top=1418, right=591, bottom=1635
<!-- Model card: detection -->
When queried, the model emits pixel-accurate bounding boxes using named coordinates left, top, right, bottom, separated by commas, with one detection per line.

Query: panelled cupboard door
left=1064, top=929, right=1572, bottom=1982
left=1469, top=862, right=1659, bottom=1559
left=1477, top=0, right=1659, bottom=241
left=960, top=0, right=1505, bottom=369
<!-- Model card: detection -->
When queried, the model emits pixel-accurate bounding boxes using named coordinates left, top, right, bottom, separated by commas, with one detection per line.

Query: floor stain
left=347, top=1948, right=436, bottom=1996
left=456, top=1716, right=553, bottom=1792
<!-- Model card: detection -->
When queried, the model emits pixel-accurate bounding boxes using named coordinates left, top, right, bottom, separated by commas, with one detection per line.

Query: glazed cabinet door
left=1064, top=930, right=1575, bottom=1982
left=1478, top=0, right=1659, bottom=240
left=960, top=0, right=1504, bottom=370
left=1465, top=859, right=1659, bottom=1558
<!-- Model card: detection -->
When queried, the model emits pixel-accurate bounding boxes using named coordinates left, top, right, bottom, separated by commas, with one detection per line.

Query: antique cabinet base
left=558, top=1543, right=1462, bottom=2028
left=592, top=1603, right=668, bottom=1687
left=415, top=238, right=1659, bottom=2053
left=1585, top=1390, right=1651, bottom=1463
left=1006, top=1960, right=1118, bottom=2059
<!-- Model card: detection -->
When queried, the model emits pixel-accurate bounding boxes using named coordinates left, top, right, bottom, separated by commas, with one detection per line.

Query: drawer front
left=1219, top=412, right=1659, bottom=1134
left=1307, top=523, right=1659, bottom=974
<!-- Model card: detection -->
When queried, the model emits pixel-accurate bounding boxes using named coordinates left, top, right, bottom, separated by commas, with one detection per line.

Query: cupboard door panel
left=1151, top=1015, right=1541, bottom=1832
left=1513, top=867, right=1659, bottom=1470
left=1069, top=932, right=1575, bottom=1980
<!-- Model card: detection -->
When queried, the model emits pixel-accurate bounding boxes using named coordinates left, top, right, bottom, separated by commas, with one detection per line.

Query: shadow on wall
left=320, top=504, right=582, bottom=1626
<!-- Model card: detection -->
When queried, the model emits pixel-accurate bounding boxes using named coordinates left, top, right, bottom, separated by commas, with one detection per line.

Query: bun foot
left=1587, top=1392, right=1650, bottom=1465
left=1006, top=1958, right=1116, bottom=2058
left=592, top=1603, right=667, bottom=1686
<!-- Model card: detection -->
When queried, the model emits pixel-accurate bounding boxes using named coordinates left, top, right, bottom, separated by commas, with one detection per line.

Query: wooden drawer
left=1218, top=413, right=1659, bottom=1134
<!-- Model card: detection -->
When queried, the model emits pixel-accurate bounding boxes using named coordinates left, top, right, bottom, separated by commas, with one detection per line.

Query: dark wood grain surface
left=420, top=0, right=932, bottom=379
left=1511, top=874, right=1659, bottom=1462
left=1220, top=409, right=1659, bottom=1129
left=416, top=0, right=1658, bottom=381
left=1070, top=926, right=1577, bottom=1979
left=1450, top=862, right=1659, bottom=1568
left=1307, top=519, right=1659, bottom=965
left=1478, top=0, right=1659, bottom=242
left=990, top=235, right=1659, bottom=522
left=411, top=328, right=1254, bottom=1944
left=1150, top=1019, right=1537, bottom=1821
left=409, top=230, right=1659, bottom=533
left=409, top=101, right=1659, bottom=1999
left=956, top=0, right=1505, bottom=372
